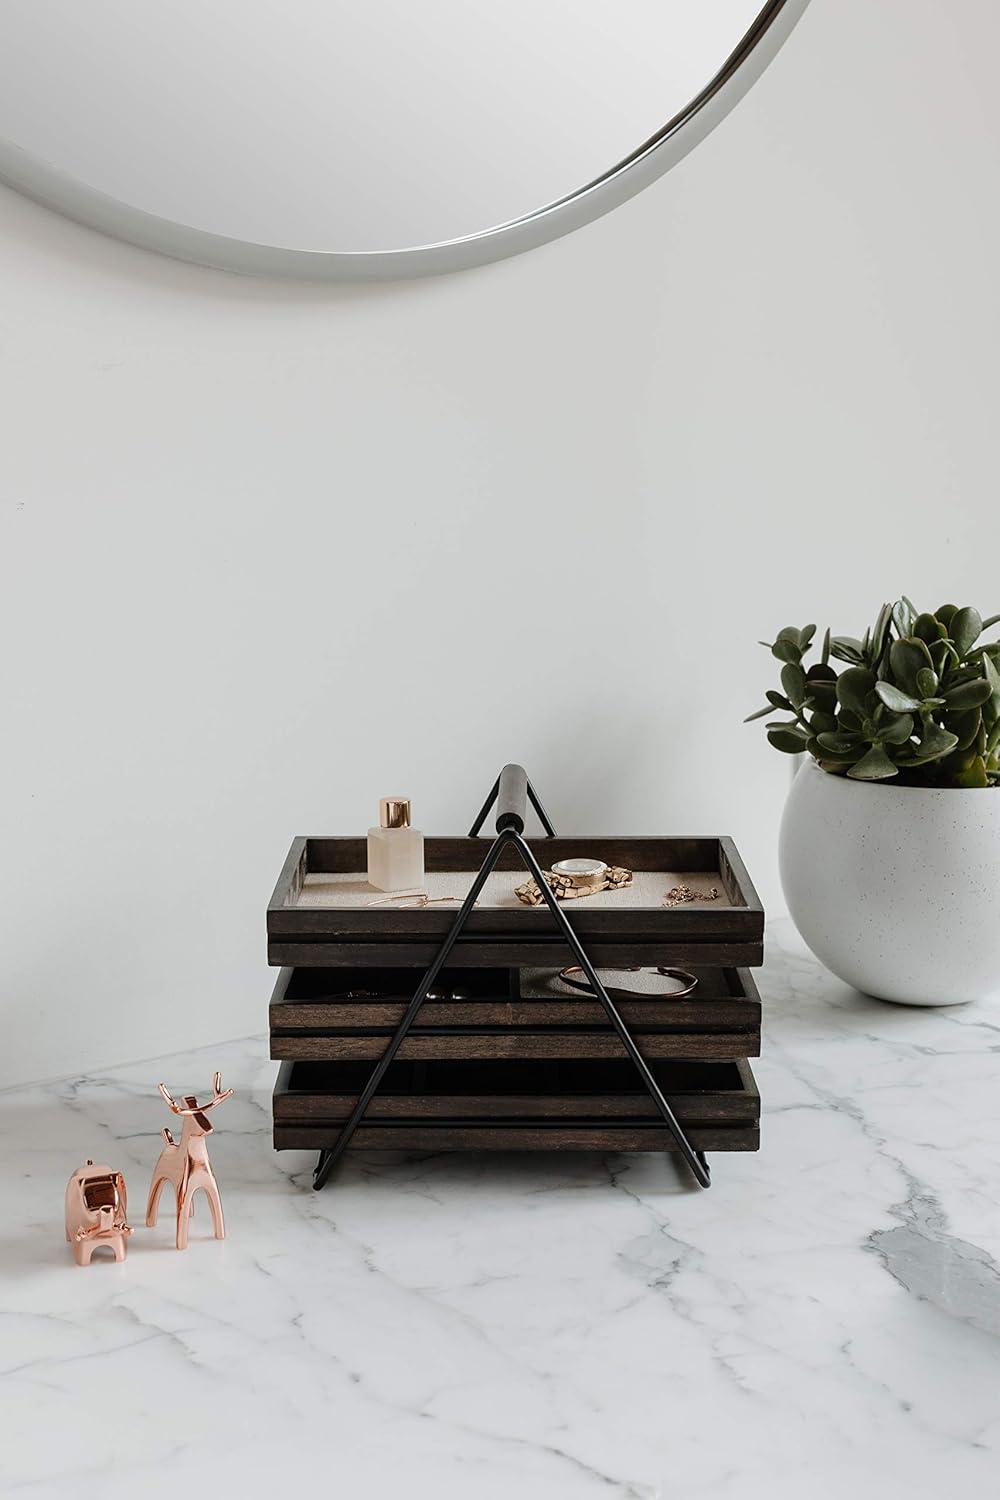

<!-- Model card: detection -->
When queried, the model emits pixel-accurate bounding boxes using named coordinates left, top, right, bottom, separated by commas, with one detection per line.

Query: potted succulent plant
left=748, top=599, right=1000, bottom=1005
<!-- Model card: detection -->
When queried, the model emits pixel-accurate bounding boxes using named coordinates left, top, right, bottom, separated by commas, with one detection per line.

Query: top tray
left=267, top=836, right=763, bottom=968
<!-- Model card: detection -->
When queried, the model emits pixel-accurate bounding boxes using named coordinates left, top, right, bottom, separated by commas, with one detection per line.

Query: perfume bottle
left=367, top=797, right=424, bottom=891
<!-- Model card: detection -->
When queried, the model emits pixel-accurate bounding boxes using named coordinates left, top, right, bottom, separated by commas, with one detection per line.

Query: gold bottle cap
left=379, top=797, right=411, bottom=829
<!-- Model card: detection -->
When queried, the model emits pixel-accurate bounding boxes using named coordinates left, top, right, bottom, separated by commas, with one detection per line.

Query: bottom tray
left=272, top=1057, right=760, bottom=1153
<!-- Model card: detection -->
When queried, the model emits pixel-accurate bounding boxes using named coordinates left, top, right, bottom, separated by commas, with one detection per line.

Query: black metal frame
left=312, top=766, right=711, bottom=1190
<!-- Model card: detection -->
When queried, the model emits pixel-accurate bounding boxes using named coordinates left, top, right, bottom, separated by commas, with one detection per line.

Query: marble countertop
left=3, top=921, right=999, bottom=1499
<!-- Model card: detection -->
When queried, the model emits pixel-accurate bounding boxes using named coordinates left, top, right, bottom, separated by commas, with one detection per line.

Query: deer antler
left=157, top=1076, right=234, bottom=1116
left=157, top=1082, right=181, bottom=1112
left=202, top=1072, right=235, bottom=1111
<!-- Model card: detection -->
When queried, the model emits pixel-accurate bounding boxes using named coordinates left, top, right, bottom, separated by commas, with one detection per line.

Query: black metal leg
left=313, top=830, right=515, bottom=1189
left=467, top=776, right=501, bottom=838
left=525, top=781, right=557, bottom=838
left=510, top=832, right=711, bottom=1188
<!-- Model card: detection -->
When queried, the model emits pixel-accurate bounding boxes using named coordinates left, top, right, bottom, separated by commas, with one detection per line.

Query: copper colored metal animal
left=65, top=1161, right=132, bottom=1265
left=146, top=1073, right=233, bottom=1249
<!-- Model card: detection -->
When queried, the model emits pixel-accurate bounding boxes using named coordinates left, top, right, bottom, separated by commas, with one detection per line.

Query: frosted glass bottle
left=367, top=797, right=425, bottom=891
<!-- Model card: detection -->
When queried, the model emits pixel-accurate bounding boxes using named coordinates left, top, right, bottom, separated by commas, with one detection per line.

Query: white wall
left=3, top=0, right=999, bottom=1087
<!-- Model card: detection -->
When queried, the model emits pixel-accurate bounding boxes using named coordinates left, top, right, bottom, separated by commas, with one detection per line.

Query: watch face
left=551, top=858, right=608, bottom=880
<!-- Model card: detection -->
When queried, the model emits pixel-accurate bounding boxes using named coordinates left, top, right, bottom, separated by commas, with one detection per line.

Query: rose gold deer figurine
left=146, top=1072, right=234, bottom=1250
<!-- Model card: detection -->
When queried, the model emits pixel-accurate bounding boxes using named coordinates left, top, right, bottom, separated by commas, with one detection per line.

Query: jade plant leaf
left=804, top=679, right=837, bottom=712
left=780, top=663, right=807, bottom=709
left=983, top=653, right=1000, bottom=717
left=879, top=712, right=915, bottom=744
left=837, top=667, right=876, bottom=718
left=949, top=606, right=982, bottom=655
left=891, top=599, right=913, bottom=637
left=915, top=666, right=939, bottom=699
left=912, top=612, right=943, bottom=645
left=875, top=681, right=920, bottom=713
left=943, top=678, right=992, bottom=711
left=889, top=637, right=934, bottom=695
left=816, top=731, right=865, bottom=756
left=767, top=726, right=809, bottom=754
left=945, top=708, right=983, bottom=752
left=870, top=603, right=893, bottom=663
left=953, top=755, right=990, bottom=788
left=771, top=638, right=801, bottom=665
left=830, top=636, right=866, bottom=665
left=847, top=745, right=899, bottom=780
left=901, top=724, right=960, bottom=764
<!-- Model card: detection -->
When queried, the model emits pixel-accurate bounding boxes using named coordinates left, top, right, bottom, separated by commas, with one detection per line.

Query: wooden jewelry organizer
left=267, top=766, right=764, bottom=1189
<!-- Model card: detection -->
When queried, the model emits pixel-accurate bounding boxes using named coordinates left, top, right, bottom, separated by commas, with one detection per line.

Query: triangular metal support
left=313, top=765, right=711, bottom=1190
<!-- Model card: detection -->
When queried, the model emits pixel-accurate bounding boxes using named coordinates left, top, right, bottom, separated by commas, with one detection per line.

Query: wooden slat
left=267, top=837, right=307, bottom=917
left=273, top=1123, right=760, bottom=1152
left=269, top=938, right=764, bottom=969
left=302, top=835, right=723, bottom=875
left=272, top=999, right=753, bottom=1028
left=270, top=1031, right=759, bottom=1061
left=718, top=837, right=764, bottom=919
left=275, top=1091, right=755, bottom=1121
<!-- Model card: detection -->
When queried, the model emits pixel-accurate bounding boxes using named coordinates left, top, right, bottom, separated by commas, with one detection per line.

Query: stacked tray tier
left=273, top=1058, right=759, bottom=1152
left=268, top=836, right=764, bottom=969
left=269, top=965, right=761, bottom=1062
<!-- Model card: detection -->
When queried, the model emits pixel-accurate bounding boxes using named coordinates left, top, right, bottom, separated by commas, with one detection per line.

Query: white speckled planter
left=779, top=759, right=1000, bottom=1005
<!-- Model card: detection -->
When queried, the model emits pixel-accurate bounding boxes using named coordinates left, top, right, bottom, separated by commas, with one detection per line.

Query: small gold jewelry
left=663, top=884, right=720, bottom=907
left=514, top=866, right=633, bottom=905
left=366, top=890, right=464, bottom=908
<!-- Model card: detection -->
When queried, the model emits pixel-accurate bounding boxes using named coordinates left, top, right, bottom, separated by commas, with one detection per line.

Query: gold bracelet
left=514, top=865, right=633, bottom=906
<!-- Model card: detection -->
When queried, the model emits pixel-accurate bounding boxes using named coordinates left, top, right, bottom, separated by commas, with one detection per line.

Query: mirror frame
left=0, top=0, right=809, bottom=280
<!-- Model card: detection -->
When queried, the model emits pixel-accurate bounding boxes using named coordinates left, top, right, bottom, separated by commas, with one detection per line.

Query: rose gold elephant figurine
left=146, top=1072, right=234, bottom=1250
left=65, top=1161, right=132, bottom=1265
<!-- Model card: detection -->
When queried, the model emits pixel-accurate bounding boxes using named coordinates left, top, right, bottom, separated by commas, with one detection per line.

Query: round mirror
left=0, top=0, right=808, bottom=280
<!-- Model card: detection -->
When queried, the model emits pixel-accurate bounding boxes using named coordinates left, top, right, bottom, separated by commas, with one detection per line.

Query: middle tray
left=269, top=964, right=762, bottom=1062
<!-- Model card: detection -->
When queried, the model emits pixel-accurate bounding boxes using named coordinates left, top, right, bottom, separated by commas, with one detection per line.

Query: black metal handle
left=495, top=763, right=528, bottom=833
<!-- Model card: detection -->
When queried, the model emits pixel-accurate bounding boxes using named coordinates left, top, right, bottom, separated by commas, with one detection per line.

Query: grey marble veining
left=2, top=921, right=999, bottom=1499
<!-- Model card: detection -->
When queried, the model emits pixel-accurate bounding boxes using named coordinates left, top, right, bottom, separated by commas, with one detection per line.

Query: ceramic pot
left=778, top=759, right=1000, bottom=1005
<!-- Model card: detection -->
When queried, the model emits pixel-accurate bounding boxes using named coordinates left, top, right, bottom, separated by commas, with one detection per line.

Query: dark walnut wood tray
left=267, top=835, right=763, bottom=968
left=272, top=1057, right=759, bottom=1153
left=269, top=964, right=762, bottom=1063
